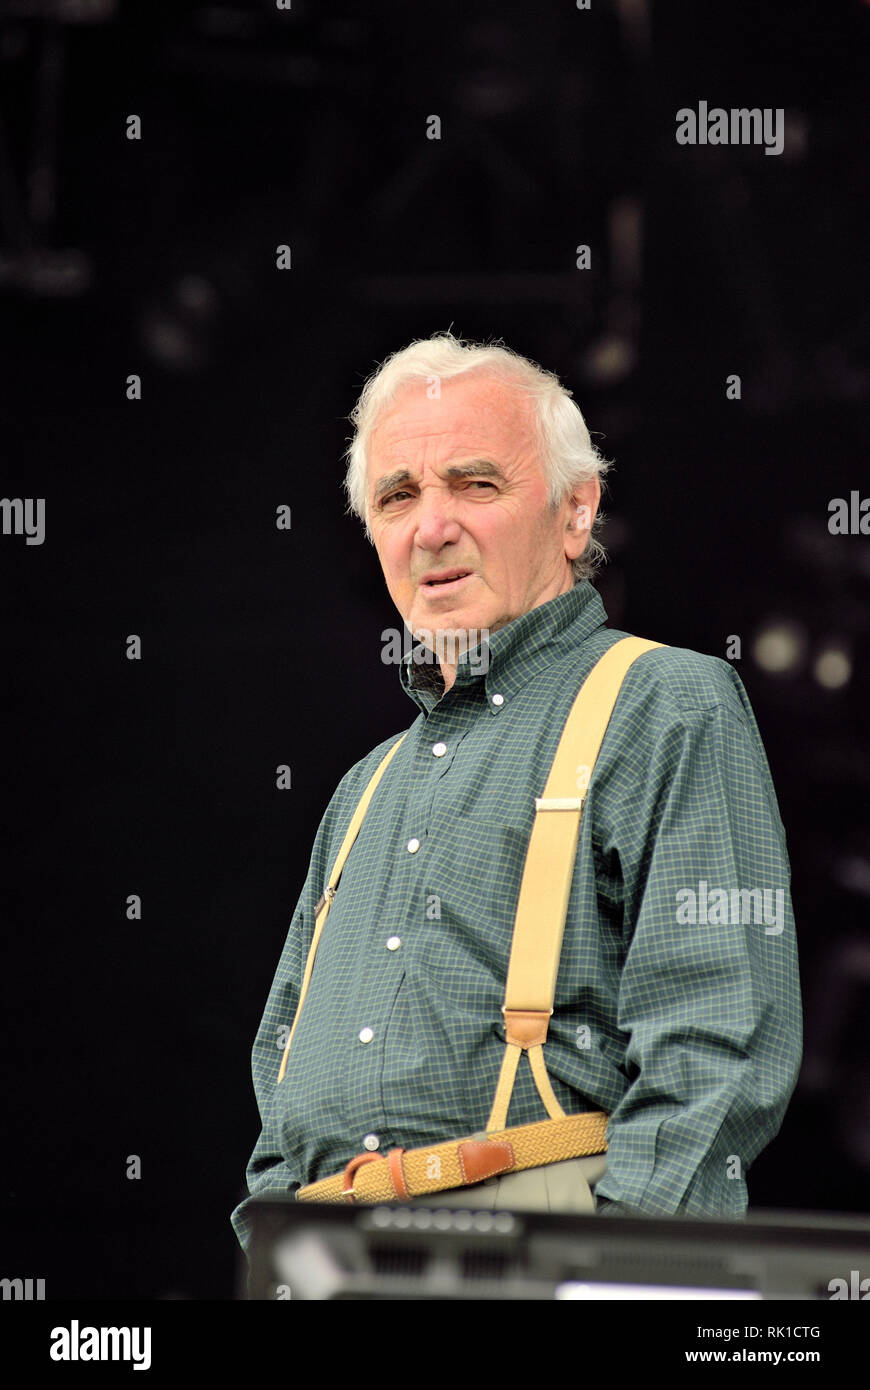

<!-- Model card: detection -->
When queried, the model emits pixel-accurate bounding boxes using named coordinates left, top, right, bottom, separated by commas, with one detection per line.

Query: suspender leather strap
left=486, top=636, right=664, bottom=1130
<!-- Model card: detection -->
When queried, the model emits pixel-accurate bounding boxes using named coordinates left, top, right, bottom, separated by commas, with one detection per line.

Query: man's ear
left=564, top=478, right=600, bottom=558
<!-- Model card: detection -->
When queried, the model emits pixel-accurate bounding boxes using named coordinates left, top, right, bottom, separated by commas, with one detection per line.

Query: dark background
left=1, top=0, right=868, bottom=1298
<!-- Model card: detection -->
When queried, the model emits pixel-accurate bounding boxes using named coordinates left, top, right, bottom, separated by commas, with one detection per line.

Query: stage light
left=139, top=273, right=220, bottom=372
left=751, top=620, right=807, bottom=675
left=812, top=643, right=852, bottom=690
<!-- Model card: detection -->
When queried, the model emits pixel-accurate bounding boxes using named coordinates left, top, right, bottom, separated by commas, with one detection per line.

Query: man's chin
left=408, top=612, right=490, bottom=660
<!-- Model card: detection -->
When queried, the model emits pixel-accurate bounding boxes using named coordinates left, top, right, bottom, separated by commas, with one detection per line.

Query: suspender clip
left=313, top=884, right=336, bottom=917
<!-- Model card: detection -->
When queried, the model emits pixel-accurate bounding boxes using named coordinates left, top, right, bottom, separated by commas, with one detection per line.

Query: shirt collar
left=398, top=579, right=609, bottom=714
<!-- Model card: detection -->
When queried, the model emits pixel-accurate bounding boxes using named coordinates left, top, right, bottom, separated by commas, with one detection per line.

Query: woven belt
left=296, top=1109, right=609, bottom=1205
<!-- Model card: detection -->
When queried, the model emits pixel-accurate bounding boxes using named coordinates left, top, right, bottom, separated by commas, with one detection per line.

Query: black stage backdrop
left=1, top=0, right=868, bottom=1299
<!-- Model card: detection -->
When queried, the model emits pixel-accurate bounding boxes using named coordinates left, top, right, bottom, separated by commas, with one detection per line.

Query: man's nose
left=413, top=487, right=462, bottom=549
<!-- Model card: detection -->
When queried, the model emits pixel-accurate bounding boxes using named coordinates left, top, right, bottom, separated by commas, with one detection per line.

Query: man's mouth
left=420, top=569, right=474, bottom=589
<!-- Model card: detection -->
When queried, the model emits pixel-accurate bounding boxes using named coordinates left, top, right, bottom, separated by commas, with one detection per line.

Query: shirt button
left=407, top=837, right=420, bottom=853
left=491, top=693, right=504, bottom=706
left=386, top=936, right=402, bottom=951
left=432, top=741, right=447, bottom=757
left=363, top=1133, right=380, bottom=1151
left=358, top=1027, right=374, bottom=1044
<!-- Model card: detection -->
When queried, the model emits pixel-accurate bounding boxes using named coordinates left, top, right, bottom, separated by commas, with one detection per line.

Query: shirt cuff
left=595, top=1198, right=650, bottom=1217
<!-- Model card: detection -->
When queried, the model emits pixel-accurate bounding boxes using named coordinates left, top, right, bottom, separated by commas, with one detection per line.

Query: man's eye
left=381, top=481, right=494, bottom=507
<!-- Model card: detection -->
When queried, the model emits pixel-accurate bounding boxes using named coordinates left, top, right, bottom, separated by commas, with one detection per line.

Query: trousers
left=398, top=1149, right=608, bottom=1214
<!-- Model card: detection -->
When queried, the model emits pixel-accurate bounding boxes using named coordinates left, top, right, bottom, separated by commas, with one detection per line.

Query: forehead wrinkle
left=368, top=379, right=539, bottom=502
left=373, top=378, right=534, bottom=448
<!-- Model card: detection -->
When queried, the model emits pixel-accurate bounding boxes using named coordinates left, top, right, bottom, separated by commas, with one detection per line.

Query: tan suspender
left=487, top=635, right=664, bottom=1129
left=276, top=635, right=664, bottom=1128
left=276, top=728, right=409, bottom=1084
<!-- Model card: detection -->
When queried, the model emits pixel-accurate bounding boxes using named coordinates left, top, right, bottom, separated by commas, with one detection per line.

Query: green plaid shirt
left=231, top=580, right=802, bottom=1250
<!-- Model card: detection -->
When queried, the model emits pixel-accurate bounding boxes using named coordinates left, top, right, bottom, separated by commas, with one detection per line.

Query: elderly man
left=231, top=332, right=802, bottom=1252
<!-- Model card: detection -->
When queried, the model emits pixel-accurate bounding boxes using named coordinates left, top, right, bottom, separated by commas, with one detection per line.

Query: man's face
left=366, top=371, right=599, bottom=661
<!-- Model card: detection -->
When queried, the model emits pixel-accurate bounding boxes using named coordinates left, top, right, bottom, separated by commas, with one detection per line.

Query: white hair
left=342, top=330, right=612, bottom=583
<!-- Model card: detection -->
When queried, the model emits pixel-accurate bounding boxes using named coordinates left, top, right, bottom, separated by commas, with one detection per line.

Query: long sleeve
left=229, top=892, right=307, bottom=1255
left=230, top=781, right=347, bottom=1255
left=230, top=730, right=411, bottom=1255
left=591, top=665, right=803, bottom=1217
